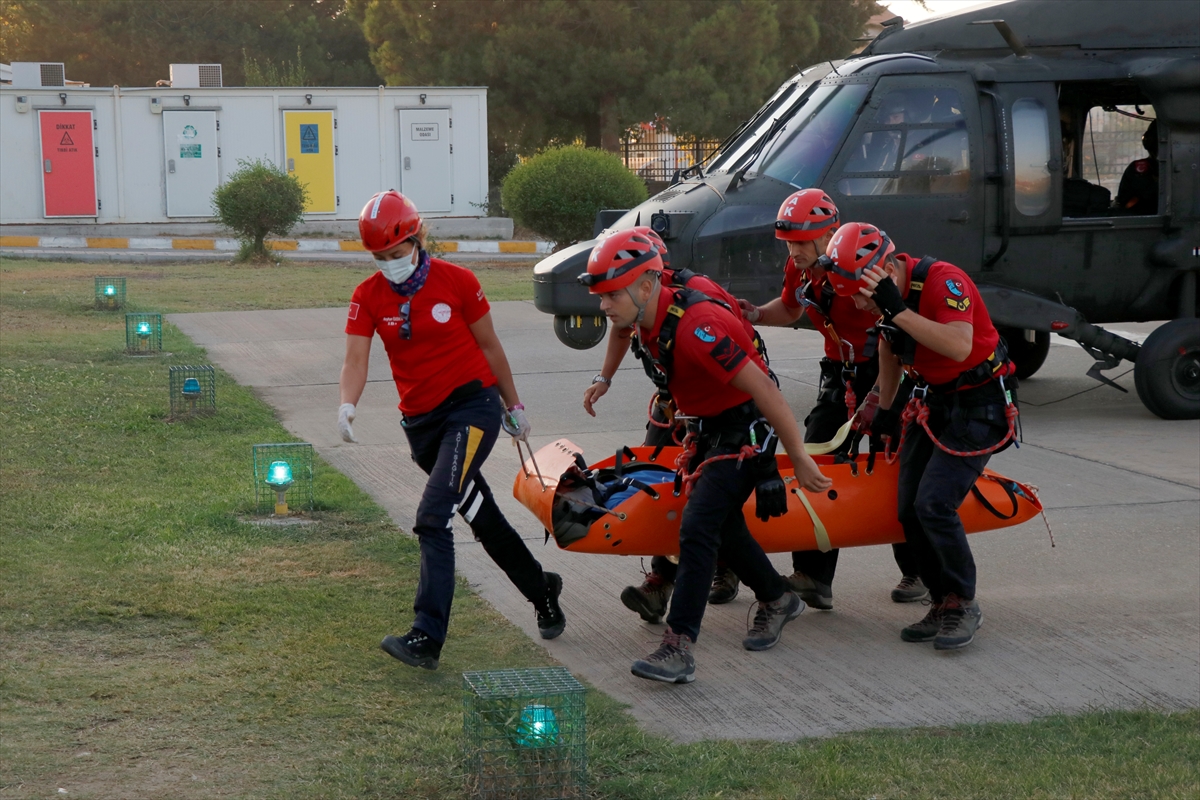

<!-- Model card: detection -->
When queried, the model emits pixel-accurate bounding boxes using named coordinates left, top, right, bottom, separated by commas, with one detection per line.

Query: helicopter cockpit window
left=750, top=82, right=870, bottom=188
left=837, top=88, right=971, bottom=196
left=1012, top=98, right=1052, bottom=216
left=1081, top=106, right=1158, bottom=215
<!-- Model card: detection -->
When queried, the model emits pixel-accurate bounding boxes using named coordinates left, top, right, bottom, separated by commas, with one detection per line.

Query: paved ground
left=170, top=302, right=1200, bottom=743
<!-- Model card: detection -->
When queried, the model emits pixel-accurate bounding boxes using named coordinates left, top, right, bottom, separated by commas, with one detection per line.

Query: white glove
left=502, top=404, right=532, bottom=442
left=338, top=402, right=357, bottom=443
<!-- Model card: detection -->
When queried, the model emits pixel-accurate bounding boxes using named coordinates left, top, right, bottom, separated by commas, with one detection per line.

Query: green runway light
left=136, top=321, right=152, bottom=337
left=265, top=460, right=294, bottom=515
left=514, top=704, right=559, bottom=748
left=181, top=377, right=202, bottom=397
left=104, top=285, right=116, bottom=296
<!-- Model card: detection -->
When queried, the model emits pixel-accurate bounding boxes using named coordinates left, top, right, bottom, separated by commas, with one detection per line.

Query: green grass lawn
left=2, top=258, right=1197, bottom=799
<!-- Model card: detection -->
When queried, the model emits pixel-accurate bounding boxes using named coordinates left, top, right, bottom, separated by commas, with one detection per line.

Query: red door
left=39, top=110, right=97, bottom=217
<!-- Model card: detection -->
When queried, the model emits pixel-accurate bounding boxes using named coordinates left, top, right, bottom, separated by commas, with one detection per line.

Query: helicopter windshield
left=747, top=82, right=872, bottom=188
left=705, top=65, right=833, bottom=175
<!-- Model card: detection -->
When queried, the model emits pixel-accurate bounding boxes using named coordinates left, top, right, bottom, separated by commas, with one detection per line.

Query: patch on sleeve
left=348, top=302, right=360, bottom=321
left=945, top=295, right=971, bottom=312
left=694, top=326, right=716, bottom=343
left=945, top=279, right=964, bottom=297
left=709, top=336, right=747, bottom=372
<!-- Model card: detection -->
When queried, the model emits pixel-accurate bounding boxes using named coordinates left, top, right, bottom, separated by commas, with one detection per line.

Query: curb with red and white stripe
left=0, top=235, right=553, bottom=255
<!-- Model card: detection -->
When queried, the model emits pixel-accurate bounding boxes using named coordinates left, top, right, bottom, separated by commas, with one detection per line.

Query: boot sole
left=620, top=585, right=667, bottom=624
left=900, top=629, right=939, bottom=643
left=381, top=637, right=439, bottom=670
left=892, top=590, right=931, bottom=603
left=631, top=663, right=695, bottom=683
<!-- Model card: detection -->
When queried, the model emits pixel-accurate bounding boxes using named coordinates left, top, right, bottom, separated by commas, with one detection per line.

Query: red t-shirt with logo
left=779, top=257, right=879, bottom=363
left=896, top=253, right=1000, bottom=385
left=345, top=259, right=496, bottom=415
left=638, top=288, right=768, bottom=418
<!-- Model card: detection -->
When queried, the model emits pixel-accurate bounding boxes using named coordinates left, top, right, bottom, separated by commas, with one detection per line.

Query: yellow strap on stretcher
left=794, top=487, right=832, bottom=553
left=801, top=415, right=857, bottom=455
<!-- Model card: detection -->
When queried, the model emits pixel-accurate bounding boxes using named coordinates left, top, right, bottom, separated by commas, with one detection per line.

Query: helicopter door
left=826, top=73, right=983, bottom=272
left=981, top=83, right=1073, bottom=294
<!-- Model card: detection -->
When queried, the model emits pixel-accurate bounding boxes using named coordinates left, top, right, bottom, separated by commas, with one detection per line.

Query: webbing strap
left=970, top=478, right=1020, bottom=520
left=793, top=487, right=832, bottom=553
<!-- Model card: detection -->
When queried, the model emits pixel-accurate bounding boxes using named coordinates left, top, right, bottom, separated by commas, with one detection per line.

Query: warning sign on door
left=180, top=144, right=202, bottom=158
left=412, top=123, right=439, bottom=141
left=59, top=131, right=76, bottom=147
left=300, top=124, right=319, bottom=153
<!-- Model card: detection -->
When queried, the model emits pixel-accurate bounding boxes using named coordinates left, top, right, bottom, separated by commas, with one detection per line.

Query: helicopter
left=532, top=0, right=1199, bottom=420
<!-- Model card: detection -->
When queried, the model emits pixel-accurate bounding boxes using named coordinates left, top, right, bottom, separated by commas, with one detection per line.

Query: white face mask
left=376, top=247, right=419, bottom=284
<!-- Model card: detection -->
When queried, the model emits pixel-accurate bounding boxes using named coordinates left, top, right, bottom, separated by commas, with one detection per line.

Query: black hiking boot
left=620, top=569, right=674, bottom=624
left=535, top=572, right=566, bottom=640
left=742, top=591, right=804, bottom=651
left=631, top=627, right=696, bottom=684
left=934, top=594, right=982, bottom=650
left=708, top=566, right=740, bottom=605
left=900, top=600, right=945, bottom=643
left=891, top=574, right=930, bottom=603
left=381, top=628, right=442, bottom=670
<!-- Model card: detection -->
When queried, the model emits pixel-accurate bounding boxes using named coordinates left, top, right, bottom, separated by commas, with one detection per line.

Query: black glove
left=872, top=276, right=908, bottom=323
left=755, top=476, right=789, bottom=522
left=871, top=406, right=900, bottom=443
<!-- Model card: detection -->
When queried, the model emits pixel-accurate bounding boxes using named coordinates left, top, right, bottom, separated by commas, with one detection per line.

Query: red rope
left=673, top=429, right=760, bottom=497
left=647, top=394, right=672, bottom=429
left=884, top=393, right=1019, bottom=463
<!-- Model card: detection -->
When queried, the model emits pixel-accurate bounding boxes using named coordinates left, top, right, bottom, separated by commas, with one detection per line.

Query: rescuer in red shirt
left=338, top=190, right=566, bottom=671
left=580, top=228, right=831, bottom=683
left=826, top=222, right=1018, bottom=651
left=738, top=190, right=926, bottom=611
left=583, top=226, right=752, bottom=622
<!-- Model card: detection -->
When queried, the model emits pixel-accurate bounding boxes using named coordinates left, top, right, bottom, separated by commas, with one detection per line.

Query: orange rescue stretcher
left=512, top=438, right=1043, bottom=556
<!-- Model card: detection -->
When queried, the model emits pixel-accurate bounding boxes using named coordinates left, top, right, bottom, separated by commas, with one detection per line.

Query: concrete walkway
left=170, top=302, right=1200, bottom=743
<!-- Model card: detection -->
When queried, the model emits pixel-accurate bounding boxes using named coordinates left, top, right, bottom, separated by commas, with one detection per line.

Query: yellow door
left=283, top=111, right=336, bottom=213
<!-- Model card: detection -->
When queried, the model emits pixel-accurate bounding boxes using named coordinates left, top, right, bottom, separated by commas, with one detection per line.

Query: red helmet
left=774, top=189, right=839, bottom=242
left=578, top=228, right=664, bottom=293
left=632, top=225, right=671, bottom=269
left=359, top=190, right=421, bottom=253
left=825, top=222, right=895, bottom=297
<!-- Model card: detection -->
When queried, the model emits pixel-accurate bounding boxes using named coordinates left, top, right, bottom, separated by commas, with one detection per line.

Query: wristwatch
left=591, top=374, right=612, bottom=385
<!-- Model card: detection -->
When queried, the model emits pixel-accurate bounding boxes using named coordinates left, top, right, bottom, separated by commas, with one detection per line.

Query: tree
left=0, top=0, right=379, bottom=87
left=350, top=0, right=880, bottom=151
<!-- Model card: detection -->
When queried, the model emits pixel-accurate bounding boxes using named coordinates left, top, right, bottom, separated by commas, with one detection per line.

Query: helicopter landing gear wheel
left=999, top=328, right=1051, bottom=380
left=553, top=314, right=608, bottom=350
left=1134, top=319, right=1200, bottom=420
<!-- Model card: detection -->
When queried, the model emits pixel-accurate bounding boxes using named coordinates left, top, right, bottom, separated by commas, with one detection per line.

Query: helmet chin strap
left=627, top=275, right=658, bottom=326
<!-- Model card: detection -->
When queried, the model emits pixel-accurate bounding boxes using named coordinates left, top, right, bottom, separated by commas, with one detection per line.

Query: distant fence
left=622, top=136, right=722, bottom=183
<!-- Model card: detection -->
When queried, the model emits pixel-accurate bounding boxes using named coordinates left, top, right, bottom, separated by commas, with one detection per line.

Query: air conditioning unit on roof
left=169, top=64, right=223, bottom=89
left=11, top=62, right=66, bottom=88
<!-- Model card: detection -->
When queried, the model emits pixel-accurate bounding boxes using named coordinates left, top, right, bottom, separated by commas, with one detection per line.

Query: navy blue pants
left=665, top=439, right=789, bottom=642
left=402, top=385, right=546, bottom=643
left=794, top=358, right=919, bottom=584
left=896, top=388, right=1009, bottom=602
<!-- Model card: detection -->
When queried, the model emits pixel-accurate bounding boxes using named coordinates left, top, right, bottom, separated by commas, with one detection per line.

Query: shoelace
left=647, top=631, right=688, bottom=662
left=405, top=631, right=429, bottom=646
left=746, top=599, right=785, bottom=635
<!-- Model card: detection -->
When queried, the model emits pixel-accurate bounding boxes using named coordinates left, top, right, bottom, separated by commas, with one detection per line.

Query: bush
left=212, top=158, right=308, bottom=262
left=501, top=146, right=647, bottom=248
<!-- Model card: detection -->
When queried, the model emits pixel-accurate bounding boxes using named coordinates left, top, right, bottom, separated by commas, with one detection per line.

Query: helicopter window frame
left=834, top=86, right=974, bottom=197
left=1012, top=97, right=1054, bottom=216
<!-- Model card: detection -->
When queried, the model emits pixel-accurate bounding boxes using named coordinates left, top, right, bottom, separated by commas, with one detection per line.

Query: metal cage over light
left=463, top=667, right=587, bottom=798
left=168, top=365, right=216, bottom=417
left=124, top=313, right=162, bottom=354
left=252, top=443, right=314, bottom=515
left=94, top=276, right=126, bottom=310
